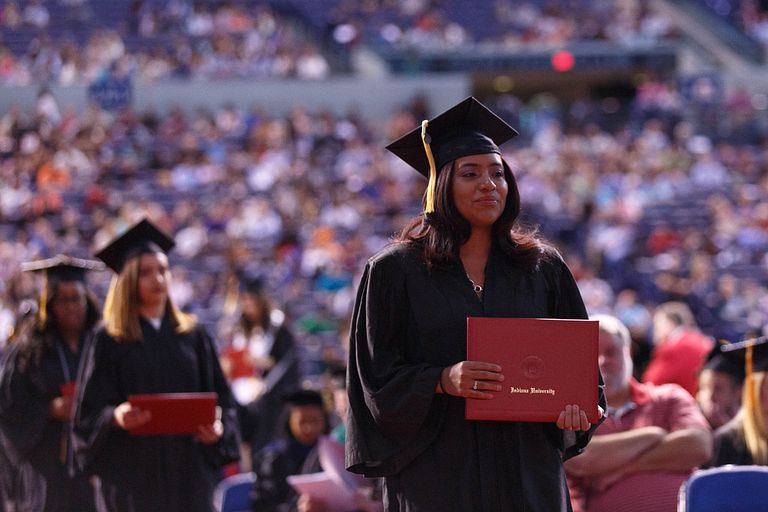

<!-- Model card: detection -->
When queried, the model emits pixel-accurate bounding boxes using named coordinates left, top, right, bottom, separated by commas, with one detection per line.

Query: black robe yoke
left=0, top=335, right=95, bottom=512
left=708, top=417, right=753, bottom=467
left=72, top=317, right=240, bottom=512
left=346, top=243, right=605, bottom=512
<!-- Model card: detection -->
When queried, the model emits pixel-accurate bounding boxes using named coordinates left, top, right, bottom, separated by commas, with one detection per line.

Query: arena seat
left=677, top=465, right=768, bottom=512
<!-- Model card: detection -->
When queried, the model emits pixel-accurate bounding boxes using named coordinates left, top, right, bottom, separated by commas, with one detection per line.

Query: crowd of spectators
left=0, top=0, right=332, bottom=85
left=0, top=0, right=683, bottom=87
left=694, top=0, right=768, bottom=52
left=1, top=71, right=767, bottom=380
left=322, top=0, right=675, bottom=51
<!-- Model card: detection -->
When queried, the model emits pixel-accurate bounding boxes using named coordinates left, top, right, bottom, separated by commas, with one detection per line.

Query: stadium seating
left=212, top=472, right=257, bottom=512
left=677, top=465, right=768, bottom=512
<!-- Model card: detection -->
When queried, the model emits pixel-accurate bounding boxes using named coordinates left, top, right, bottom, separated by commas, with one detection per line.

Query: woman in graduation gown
left=0, top=255, right=102, bottom=512
left=72, top=218, right=240, bottom=512
left=708, top=342, right=768, bottom=467
left=217, top=275, right=301, bottom=458
left=345, top=98, right=606, bottom=512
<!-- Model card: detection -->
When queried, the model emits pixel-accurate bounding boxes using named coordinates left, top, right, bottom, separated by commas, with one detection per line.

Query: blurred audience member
left=218, top=274, right=301, bottom=466
left=642, top=301, right=714, bottom=395
left=325, top=365, right=348, bottom=444
left=708, top=339, right=768, bottom=467
left=566, top=314, right=711, bottom=512
left=697, top=349, right=745, bottom=430
left=249, top=388, right=379, bottom=512
left=613, top=287, right=653, bottom=378
left=250, top=389, right=328, bottom=512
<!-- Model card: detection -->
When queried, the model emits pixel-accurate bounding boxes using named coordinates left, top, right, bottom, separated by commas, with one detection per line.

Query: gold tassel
left=745, top=343, right=755, bottom=415
left=39, top=273, right=48, bottom=328
left=421, top=120, right=437, bottom=214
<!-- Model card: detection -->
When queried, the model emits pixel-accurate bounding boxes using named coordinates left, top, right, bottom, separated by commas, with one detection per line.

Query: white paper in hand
left=286, top=472, right=356, bottom=511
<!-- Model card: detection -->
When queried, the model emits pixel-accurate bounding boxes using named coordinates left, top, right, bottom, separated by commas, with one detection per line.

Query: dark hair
left=281, top=390, right=331, bottom=443
left=17, top=280, right=101, bottom=372
left=397, top=158, right=551, bottom=271
left=239, top=288, right=274, bottom=333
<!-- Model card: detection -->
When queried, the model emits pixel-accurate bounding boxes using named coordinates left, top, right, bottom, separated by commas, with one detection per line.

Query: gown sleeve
left=708, top=420, right=749, bottom=467
left=263, top=325, right=301, bottom=398
left=71, top=330, right=122, bottom=472
left=544, top=253, right=607, bottom=461
left=195, top=326, right=241, bottom=467
left=0, top=344, right=51, bottom=464
left=345, top=249, right=445, bottom=476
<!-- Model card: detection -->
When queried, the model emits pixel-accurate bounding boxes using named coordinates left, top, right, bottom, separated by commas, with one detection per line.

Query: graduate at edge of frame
left=0, top=255, right=103, bottom=512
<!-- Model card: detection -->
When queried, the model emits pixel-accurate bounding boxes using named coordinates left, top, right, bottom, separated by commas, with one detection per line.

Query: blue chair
left=678, top=465, right=768, bottom=512
left=213, top=472, right=257, bottom=512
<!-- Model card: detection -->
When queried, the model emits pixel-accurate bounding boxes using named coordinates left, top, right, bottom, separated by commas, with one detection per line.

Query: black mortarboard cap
left=239, top=275, right=265, bottom=295
left=22, top=255, right=104, bottom=325
left=720, top=335, right=768, bottom=375
left=283, top=389, right=324, bottom=408
left=21, top=254, right=104, bottom=282
left=704, top=351, right=746, bottom=382
left=386, top=96, right=519, bottom=178
left=386, top=97, right=518, bottom=216
left=95, top=218, right=175, bottom=273
left=720, top=334, right=768, bottom=416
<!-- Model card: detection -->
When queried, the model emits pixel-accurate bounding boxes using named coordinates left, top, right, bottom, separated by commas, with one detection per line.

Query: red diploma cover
left=127, top=392, right=218, bottom=436
left=465, top=317, right=600, bottom=423
left=60, top=381, right=76, bottom=398
left=221, top=347, right=256, bottom=380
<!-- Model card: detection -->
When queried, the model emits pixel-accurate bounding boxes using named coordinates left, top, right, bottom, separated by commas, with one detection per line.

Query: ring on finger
left=472, top=380, right=478, bottom=391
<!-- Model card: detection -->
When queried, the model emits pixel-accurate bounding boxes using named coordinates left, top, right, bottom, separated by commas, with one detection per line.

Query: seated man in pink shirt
left=642, top=301, right=713, bottom=396
left=567, top=314, right=712, bottom=512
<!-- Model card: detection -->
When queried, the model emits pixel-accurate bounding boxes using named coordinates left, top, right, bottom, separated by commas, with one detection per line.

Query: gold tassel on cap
left=420, top=120, right=437, bottom=215
left=744, top=342, right=755, bottom=419
left=38, top=274, right=48, bottom=328
left=720, top=335, right=766, bottom=447
left=725, top=336, right=768, bottom=464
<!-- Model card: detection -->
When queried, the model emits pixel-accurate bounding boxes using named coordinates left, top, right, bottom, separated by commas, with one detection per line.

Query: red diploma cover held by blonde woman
left=127, top=392, right=218, bottom=436
left=466, top=317, right=600, bottom=423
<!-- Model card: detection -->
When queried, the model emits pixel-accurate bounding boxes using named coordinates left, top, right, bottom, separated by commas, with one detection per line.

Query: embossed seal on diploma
left=522, top=356, right=544, bottom=380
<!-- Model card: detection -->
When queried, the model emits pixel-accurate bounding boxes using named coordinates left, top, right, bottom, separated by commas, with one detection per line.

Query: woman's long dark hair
left=239, top=290, right=274, bottom=334
left=397, top=158, right=551, bottom=271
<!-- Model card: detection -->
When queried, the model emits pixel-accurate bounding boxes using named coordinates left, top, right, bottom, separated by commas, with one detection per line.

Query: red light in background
left=551, top=50, right=575, bottom=72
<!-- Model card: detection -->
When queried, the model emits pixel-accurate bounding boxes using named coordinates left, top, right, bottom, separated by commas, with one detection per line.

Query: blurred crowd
left=0, top=71, right=767, bottom=382
left=695, top=0, right=768, bottom=51
left=0, top=2, right=766, bottom=408
left=323, top=0, right=674, bottom=50
left=0, top=0, right=331, bottom=85
left=2, top=3, right=768, bottom=511
left=0, top=0, right=688, bottom=87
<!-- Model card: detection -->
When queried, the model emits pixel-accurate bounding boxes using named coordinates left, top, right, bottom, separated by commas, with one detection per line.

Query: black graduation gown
left=0, top=335, right=96, bottom=512
left=238, top=322, right=302, bottom=455
left=0, top=447, right=13, bottom=512
left=346, top=242, right=606, bottom=512
left=0, top=347, right=17, bottom=512
left=708, top=416, right=753, bottom=467
left=72, top=316, right=240, bottom=512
